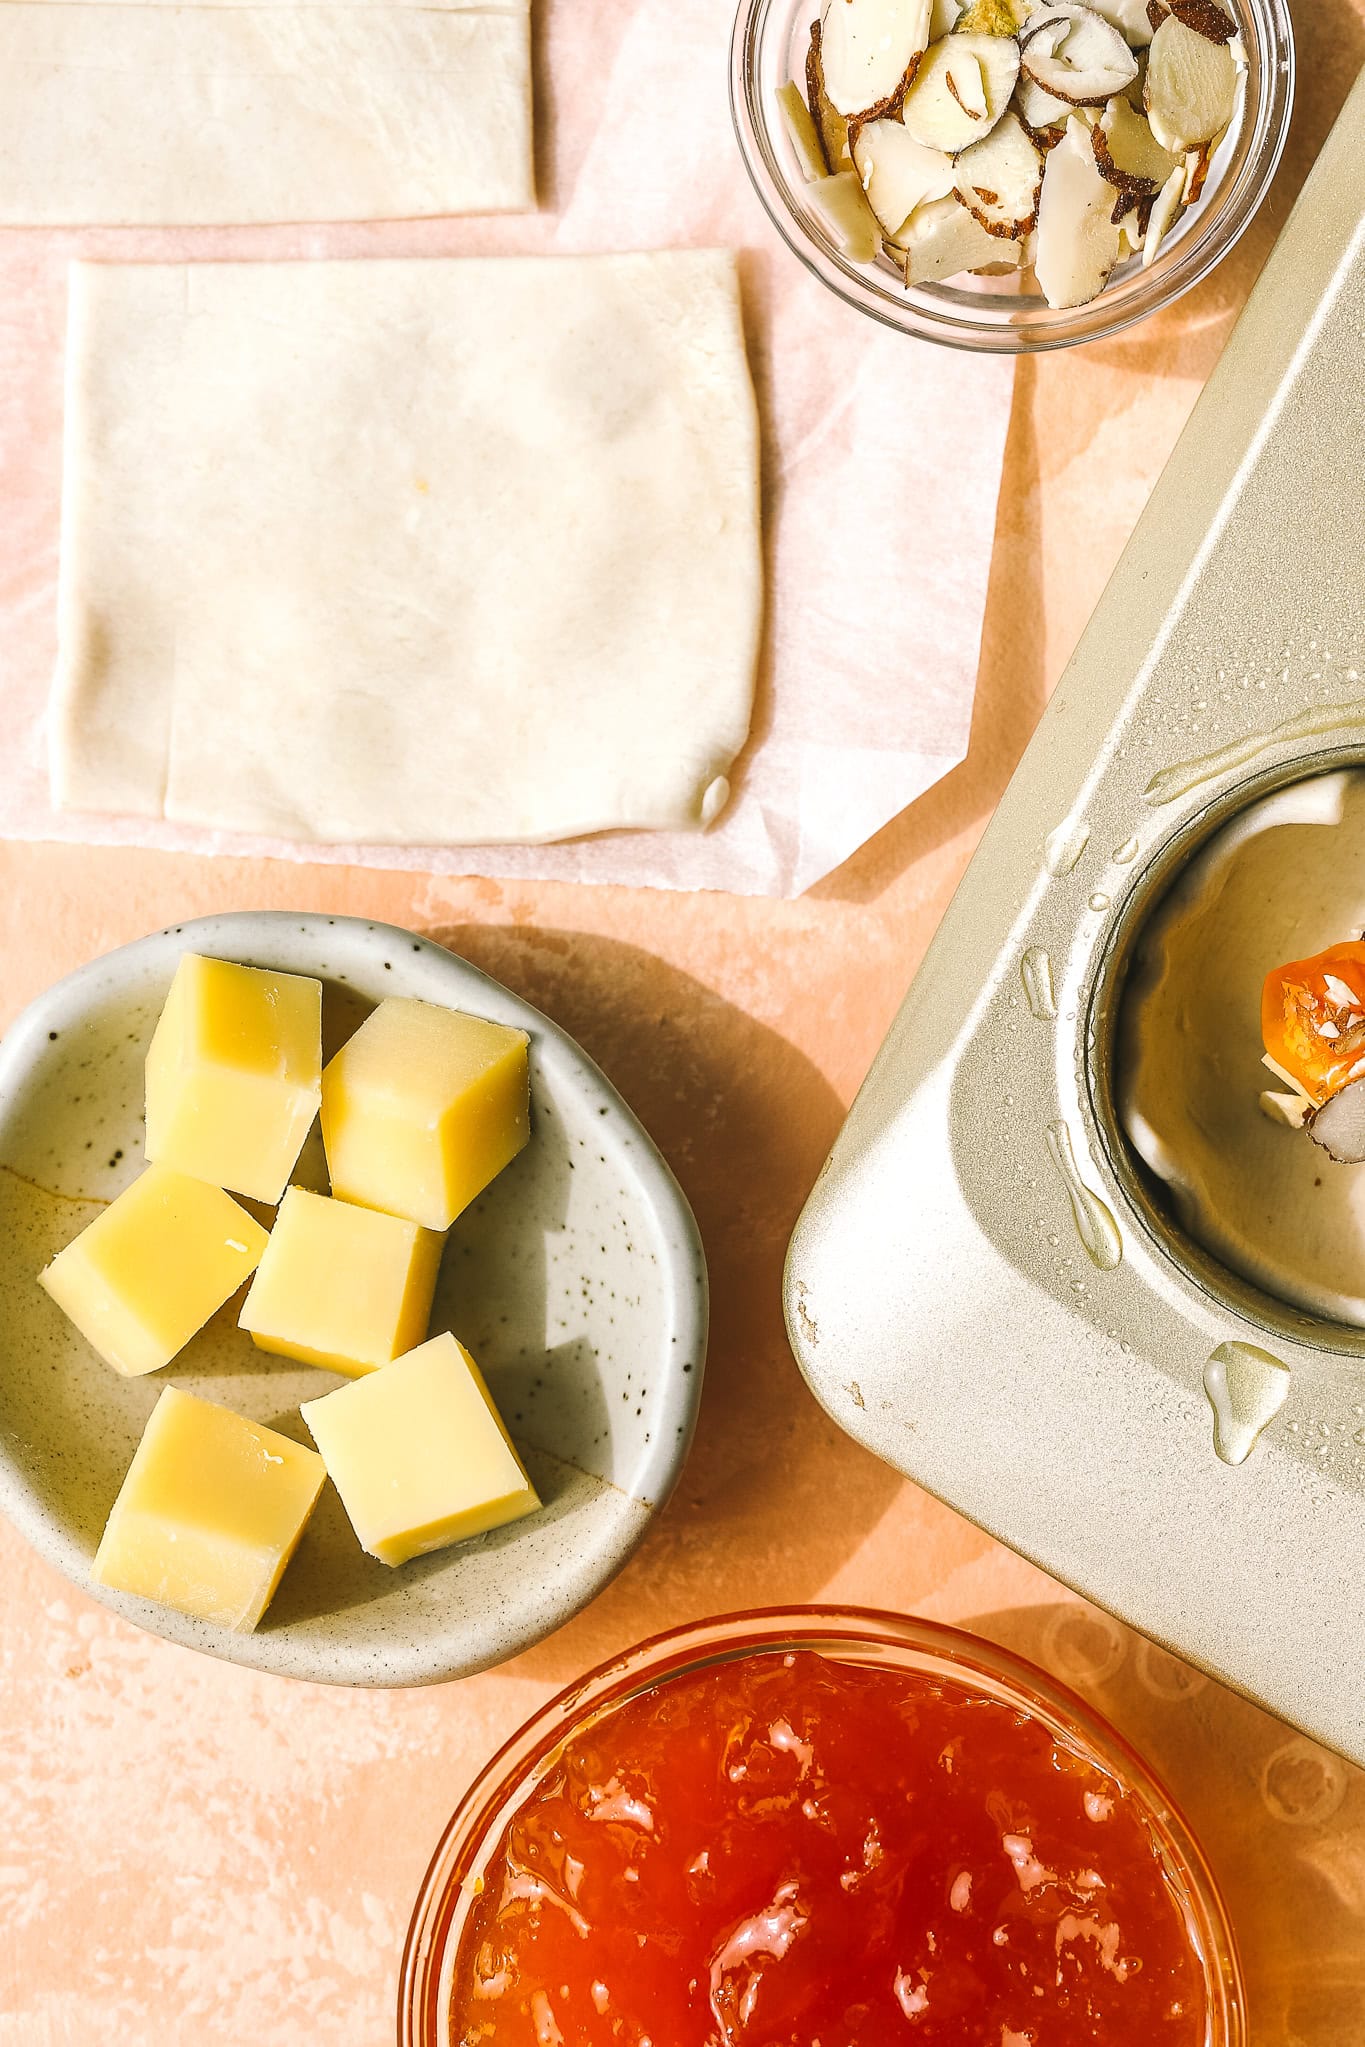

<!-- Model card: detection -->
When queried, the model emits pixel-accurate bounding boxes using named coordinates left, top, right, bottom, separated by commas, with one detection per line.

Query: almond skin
left=1168, top=0, right=1236, bottom=41
left=806, top=19, right=852, bottom=172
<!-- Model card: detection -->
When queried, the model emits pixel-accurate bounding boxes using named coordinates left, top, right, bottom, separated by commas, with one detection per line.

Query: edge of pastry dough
left=51, top=265, right=171, bottom=820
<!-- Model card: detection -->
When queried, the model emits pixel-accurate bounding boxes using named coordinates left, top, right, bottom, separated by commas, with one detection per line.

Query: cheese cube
left=321, top=997, right=529, bottom=1231
left=146, top=952, right=322, bottom=1203
left=91, top=1386, right=325, bottom=1631
left=39, top=1164, right=268, bottom=1377
left=238, top=1187, right=442, bottom=1377
left=301, top=1332, right=539, bottom=1566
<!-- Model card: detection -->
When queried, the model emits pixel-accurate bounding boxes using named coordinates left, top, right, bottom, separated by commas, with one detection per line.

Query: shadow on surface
left=423, top=923, right=903, bottom=1684
left=262, top=1438, right=593, bottom=1631
left=809, top=351, right=1050, bottom=907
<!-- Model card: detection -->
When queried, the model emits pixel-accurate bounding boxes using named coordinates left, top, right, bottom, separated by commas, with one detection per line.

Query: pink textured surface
left=2, top=2, right=1365, bottom=2040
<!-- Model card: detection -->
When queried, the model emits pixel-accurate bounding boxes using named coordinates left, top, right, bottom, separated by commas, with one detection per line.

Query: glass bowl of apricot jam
left=400, top=1607, right=1245, bottom=2047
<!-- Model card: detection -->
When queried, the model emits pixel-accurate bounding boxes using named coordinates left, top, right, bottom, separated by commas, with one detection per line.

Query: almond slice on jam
left=1310, top=1080, right=1365, bottom=1165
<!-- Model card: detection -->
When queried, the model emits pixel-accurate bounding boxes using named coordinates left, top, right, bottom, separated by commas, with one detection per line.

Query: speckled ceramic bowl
left=0, top=913, right=707, bottom=1686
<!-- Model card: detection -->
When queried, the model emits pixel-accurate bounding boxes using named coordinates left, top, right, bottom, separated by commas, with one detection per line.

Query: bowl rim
left=729, top=0, right=1297, bottom=354
left=399, top=1602, right=1247, bottom=2045
left=0, top=910, right=709, bottom=1686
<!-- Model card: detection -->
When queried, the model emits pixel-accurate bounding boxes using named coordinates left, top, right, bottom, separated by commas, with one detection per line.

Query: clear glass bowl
left=730, top=0, right=1295, bottom=351
left=399, top=1605, right=1247, bottom=2045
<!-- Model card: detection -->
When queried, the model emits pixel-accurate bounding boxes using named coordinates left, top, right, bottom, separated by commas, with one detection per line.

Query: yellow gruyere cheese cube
left=91, top=1386, right=325, bottom=1631
left=238, top=1187, right=442, bottom=1377
left=301, top=1331, right=539, bottom=1566
left=321, top=996, right=529, bottom=1231
left=146, top=952, right=323, bottom=1203
left=39, top=1164, right=268, bottom=1377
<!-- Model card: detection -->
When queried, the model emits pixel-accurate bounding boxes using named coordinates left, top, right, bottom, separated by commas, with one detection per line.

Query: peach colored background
left=4, top=5, right=1365, bottom=2039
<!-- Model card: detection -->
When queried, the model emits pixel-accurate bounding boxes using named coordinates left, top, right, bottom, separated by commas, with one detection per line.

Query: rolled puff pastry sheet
left=0, top=3, right=533, bottom=225
left=51, top=252, right=764, bottom=846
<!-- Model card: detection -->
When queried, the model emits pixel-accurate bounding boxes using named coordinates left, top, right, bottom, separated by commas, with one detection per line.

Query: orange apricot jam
left=1263, top=939, right=1365, bottom=1105
left=450, top=1649, right=1208, bottom=2045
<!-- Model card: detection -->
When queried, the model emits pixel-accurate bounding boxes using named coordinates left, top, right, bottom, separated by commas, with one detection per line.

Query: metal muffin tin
left=786, top=70, right=1365, bottom=1762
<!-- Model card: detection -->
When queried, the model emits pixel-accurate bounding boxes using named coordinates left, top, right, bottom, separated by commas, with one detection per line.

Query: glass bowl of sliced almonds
left=730, top=0, right=1293, bottom=349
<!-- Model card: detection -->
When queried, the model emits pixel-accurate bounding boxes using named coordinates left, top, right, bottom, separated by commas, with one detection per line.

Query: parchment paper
left=0, top=0, right=1015, bottom=896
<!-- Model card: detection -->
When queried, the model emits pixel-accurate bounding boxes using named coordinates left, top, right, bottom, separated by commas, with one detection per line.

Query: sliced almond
left=1181, top=134, right=1218, bottom=201
left=1013, top=71, right=1073, bottom=133
left=1020, top=4, right=1139, bottom=104
left=807, top=168, right=883, bottom=260
left=1167, top=0, right=1236, bottom=41
left=806, top=20, right=854, bottom=171
left=1094, top=91, right=1180, bottom=192
left=953, top=108, right=1044, bottom=236
left=946, top=51, right=990, bottom=117
left=901, top=31, right=1021, bottom=148
left=819, top=0, right=934, bottom=119
left=1141, top=159, right=1184, bottom=262
left=850, top=118, right=956, bottom=233
left=1013, top=75, right=1106, bottom=144
left=1118, top=205, right=1145, bottom=252
left=777, top=78, right=830, bottom=182
left=1259, top=1089, right=1310, bottom=1131
left=1143, top=13, right=1237, bottom=151
left=1146, top=0, right=1169, bottom=24
left=930, top=0, right=966, bottom=33
left=954, top=0, right=1029, bottom=31
left=1087, top=0, right=1156, bottom=42
left=893, top=190, right=1025, bottom=279
left=1309, top=1080, right=1365, bottom=1164
left=1034, top=112, right=1122, bottom=305
left=1018, top=116, right=1068, bottom=150
left=1262, top=1050, right=1319, bottom=1105
left=1124, top=45, right=1149, bottom=107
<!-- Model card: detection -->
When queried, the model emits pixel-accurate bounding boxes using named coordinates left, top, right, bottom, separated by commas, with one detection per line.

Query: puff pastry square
left=51, top=252, right=763, bottom=846
left=0, top=1, right=533, bottom=225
